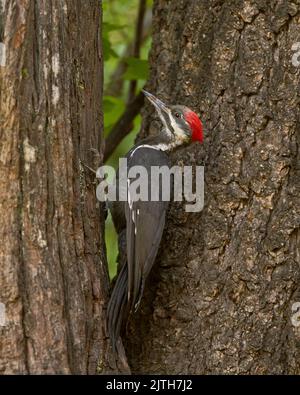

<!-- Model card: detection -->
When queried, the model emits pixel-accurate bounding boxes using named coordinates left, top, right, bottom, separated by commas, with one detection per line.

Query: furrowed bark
left=0, top=0, right=111, bottom=374
left=125, top=0, right=300, bottom=374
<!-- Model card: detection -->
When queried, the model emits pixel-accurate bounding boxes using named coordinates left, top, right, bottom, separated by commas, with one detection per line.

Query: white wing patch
left=127, top=178, right=133, bottom=209
left=128, top=178, right=137, bottom=234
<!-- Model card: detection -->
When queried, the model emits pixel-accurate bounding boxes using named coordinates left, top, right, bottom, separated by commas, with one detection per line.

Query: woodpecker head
left=143, top=90, right=204, bottom=146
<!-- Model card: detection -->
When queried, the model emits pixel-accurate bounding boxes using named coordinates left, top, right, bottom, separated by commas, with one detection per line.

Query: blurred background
left=103, top=0, right=153, bottom=277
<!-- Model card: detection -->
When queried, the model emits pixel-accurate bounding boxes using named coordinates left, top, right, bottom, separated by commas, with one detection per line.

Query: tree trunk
left=125, top=0, right=300, bottom=374
left=0, top=0, right=110, bottom=374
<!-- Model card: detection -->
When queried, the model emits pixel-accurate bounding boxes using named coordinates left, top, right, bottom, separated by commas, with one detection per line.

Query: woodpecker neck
left=136, top=130, right=185, bottom=153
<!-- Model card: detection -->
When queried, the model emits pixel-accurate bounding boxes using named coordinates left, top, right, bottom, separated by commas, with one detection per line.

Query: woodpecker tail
left=107, top=263, right=129, bottom=353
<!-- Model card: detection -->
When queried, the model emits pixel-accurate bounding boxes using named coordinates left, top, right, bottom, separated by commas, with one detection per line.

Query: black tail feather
left=107, top=263, right=129, bottom=353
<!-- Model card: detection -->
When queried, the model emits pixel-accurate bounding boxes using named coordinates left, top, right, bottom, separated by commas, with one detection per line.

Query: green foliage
left=103, top=96, right=125, bottom=133
left=103, top=0, right=152, bottom=278
left=102, top=22, right=123, bottom=61
left=103, top=37, right=118, bottom=61
left=123, top=57, right=149, bottom=80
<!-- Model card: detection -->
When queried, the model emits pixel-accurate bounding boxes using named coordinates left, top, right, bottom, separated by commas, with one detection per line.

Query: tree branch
left=104, top=92, right=145, bottom=162
left=128, top=0, right=147, bottom=102
left=103, top=1, right=149, bottom=162
left=105, top=9, right=152, bottom=97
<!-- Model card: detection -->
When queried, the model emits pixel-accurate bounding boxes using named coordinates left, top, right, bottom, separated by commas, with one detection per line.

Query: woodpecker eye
left=175, top=112, right=180, bottom=118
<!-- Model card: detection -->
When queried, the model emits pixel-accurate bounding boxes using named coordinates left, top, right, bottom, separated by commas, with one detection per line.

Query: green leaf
left=103, top=22, right=125, bottom=35
left=103, top=96, right=125, bottom=133
left=102, top=22, right=124, bottom=61
left=123, top=57, right=149, bottom=81
left=103, top=37, right=118, bottom=61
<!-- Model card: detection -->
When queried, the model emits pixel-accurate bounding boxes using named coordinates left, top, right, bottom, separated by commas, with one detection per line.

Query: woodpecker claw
left=81, top=162, right=96, bottom=175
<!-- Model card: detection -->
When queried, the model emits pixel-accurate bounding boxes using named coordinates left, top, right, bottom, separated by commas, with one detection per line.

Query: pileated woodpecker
left=107, top=90, right=203, bottom=353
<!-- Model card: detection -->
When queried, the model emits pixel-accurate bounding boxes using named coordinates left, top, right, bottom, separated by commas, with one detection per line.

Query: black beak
left=142, top=90, right=169, bottom=114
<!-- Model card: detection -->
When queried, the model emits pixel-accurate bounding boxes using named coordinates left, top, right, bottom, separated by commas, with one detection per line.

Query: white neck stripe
left=129, top=144, right=169, bottom=158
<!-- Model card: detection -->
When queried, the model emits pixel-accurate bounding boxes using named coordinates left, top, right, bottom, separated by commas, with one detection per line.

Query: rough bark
left=0, top=0, right=110, bottom=374
left=125, top=0, right=300, bottom=374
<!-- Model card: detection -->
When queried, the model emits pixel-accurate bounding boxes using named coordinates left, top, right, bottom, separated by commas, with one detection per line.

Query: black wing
left=107, top=145, right=170, bottom=353
left=126, top=146, right=170, bottom=311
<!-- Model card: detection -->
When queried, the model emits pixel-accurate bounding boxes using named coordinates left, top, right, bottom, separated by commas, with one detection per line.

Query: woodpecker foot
left=89, top=147, right=102, bottom=162
left=81, top=162, right=97, bottom=175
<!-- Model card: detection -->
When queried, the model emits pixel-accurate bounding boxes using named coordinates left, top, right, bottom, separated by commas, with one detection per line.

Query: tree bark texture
left=125, top=0, right=300, bottom=374
left=0, top=0, right=109, bottom=374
